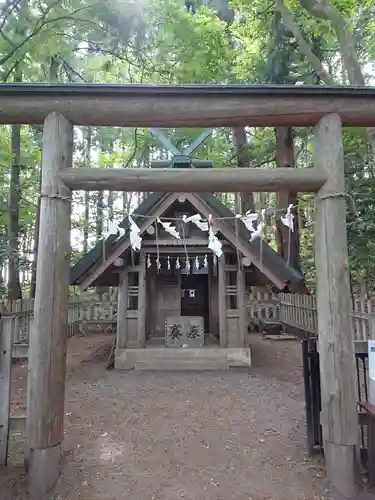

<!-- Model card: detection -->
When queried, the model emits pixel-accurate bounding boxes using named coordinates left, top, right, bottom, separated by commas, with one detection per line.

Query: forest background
left=1, top=0, right=375, bottom=301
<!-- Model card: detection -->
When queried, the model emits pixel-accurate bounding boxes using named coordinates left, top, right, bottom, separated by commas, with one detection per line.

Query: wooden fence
left=2, top=291, right=375, bottom=343
left=246, top=291, right=280, bottom=324
left=279, top=293, right=375, bottom=340
left=279, top=294, right=317, bottom=335
left=2, top=292, right=278, bottom=338
left=0, top=299, right=117, bottom=345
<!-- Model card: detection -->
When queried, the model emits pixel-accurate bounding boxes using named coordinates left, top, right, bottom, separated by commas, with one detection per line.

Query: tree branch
left=0, top=0, right=21, bottom=32
left=0, top=2, right=104, bottom=66
left=0, top=0, right=60, bottom=66
left=275, top=0, right=335, bottom=84
left=2, top=58, right=21, bottom=81
left=59, top=57, right=86, bottom=82
left=0, top=0, right=22, bottom=47
left=297, top=0, right=375, bottom=153
left=300, top=0, right=365, bottom=86
left=125, top=129, right=140, bottom=168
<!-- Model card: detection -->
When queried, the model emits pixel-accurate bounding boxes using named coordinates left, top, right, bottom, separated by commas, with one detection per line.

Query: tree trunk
left=84, top=193, right=90, bottom=253
left=0, top=262, right=5, bottom=297
left=108, top=191, right=114, bottom=221
left=7, top=122, right=22, bottom=302
left=233, top=127, right=254, bottom=213
left=96, top=191, right=104, bottom=241
left=83, top=127, right=91, bottom=254
left=275, top=127, right=309, bottom=292
left=21, top=228, right=28, bottom=286
left=275, top=128, right=299, bottom=264
left=30, top=175, right=41, bottom=298
left=122, top=191, right=128, bottom=216
left=96, top=190, right=104, bottom=299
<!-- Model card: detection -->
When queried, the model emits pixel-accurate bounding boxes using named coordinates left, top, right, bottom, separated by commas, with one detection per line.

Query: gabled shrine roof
left=70, top=191, right=304, bottom=290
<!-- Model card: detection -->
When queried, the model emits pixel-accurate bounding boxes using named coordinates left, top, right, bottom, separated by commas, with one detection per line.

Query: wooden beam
left=116, top=269, right=128, bottom=349
left=141, top=245, right=232, bottom=253
left=60, top=167, right=327, bottom=193
left=137, top=252, right=146, bottom=347
left=0, top=316, right=13, bottom=465
left=143, top=238, right=210, bottom=247
left=27, top=113, right=73, bottom=499
left=2, top=84, right=375, bottom=127
left=218, top=256, right=227, bottom=348
left=313, top=114, right=358, bottom=498
left=79, top=193, right=179, bottom=290
left=237, top=262, right=247, bottom=348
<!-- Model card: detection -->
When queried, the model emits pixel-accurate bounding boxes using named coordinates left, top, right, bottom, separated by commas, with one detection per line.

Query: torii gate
left=0, top=83, right=367, bottom=499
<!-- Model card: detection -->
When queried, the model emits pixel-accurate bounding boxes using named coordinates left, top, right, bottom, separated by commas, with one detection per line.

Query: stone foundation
left=115, top=346, right=251, bottom=370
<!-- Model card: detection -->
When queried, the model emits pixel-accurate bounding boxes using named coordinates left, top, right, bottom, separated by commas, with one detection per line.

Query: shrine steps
left=115, top=347, right=251, bottom=371
left=134, top=353, right=230, bottom=371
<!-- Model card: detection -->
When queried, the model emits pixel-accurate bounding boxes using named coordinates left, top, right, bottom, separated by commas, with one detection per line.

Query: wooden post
left=237, top=263, right=247, bottom=348
left=116, top=268, right=128, bottom=349
left=137, top=252, right=146, bottom=347
left=218, top=256, right=227, bottom=347
left=313, top=113, right=358, bottom=498
left=26, top=113, right=73, bottom=498
left=358, top=402, right=375, bottom=487
left=0, top=316, right=13, bottom=465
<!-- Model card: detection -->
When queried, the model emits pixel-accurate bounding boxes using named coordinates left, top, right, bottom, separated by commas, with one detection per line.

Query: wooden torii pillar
left=313, top=114, right=358, bottom=499
left=27, top=113, right=73, bottom=498
left=27, top=111, right=358, bottom=499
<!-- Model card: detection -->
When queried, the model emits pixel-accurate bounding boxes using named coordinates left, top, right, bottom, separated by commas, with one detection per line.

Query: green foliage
left=1, top=0, right=375, bottom=296
left=343, top=130, right=375, bottom=287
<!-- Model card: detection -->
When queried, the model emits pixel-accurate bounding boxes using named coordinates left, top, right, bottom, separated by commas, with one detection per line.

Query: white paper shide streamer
left=157, top=218, right=180, bottom=239
left=182, top=214, right=209, bottom=232
left=104, top=221, right=125, bottom=241
left=280, top=204, right=294, bottom=232
left=241, top=212, right=259, bottom=234
left=128, top=215, right=142, bottom=251
left=244, top=209, right=266, bottom=242
left=208, top=214, right=223, bottom=257
left=115, top=206, right=293, bottom=263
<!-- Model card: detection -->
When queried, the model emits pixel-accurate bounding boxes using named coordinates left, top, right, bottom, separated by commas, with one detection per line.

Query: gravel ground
left=1, top=333, right=374, bottom=500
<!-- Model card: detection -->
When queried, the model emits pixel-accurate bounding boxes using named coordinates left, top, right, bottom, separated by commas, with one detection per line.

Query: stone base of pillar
left=324, top=441, right=358, bottom=499
left=28, top=442, right=61, bottom=499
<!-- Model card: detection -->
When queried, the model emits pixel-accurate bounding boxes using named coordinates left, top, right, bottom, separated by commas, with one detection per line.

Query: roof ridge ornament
left=150, top=128, right=213, bottom=169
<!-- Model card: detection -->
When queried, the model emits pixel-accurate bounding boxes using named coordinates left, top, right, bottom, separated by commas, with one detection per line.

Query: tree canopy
left=1, top=0, right=375, bottom=298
